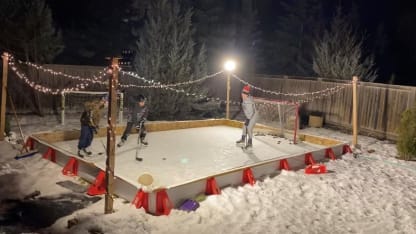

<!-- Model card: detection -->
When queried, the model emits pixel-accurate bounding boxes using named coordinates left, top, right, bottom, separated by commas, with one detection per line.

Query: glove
left=244, top=119, right=250, bottom=126
left=135, top=121, right=143, bottom=130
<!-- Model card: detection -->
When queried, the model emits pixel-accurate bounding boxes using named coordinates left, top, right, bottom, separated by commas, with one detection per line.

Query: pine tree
left=264, top=0, right=324, bottom=76
left=192, top=0, right=261, bottom=77
left=50, top=0, right=144, bottom=65
left=397, top=106, right=416, bottom=161
left=0, top=0, right=64, bottom=116
left=312, top=7, right=378, bottom=81
left=192, top=0, right=229, bottom=72
left=0, top=0, right=63, bottom=63
left=133, top=0, right=207, bottom=120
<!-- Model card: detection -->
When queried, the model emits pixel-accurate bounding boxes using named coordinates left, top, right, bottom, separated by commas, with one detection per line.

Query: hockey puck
left=136, top=157, right=143, bottom=161
left=137, top=173, right=154, bottom=186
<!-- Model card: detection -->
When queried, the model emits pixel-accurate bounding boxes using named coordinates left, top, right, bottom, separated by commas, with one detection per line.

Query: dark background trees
left=131, top=0, right=207, bottom=120
left=1, top=0, right=416, bottom=86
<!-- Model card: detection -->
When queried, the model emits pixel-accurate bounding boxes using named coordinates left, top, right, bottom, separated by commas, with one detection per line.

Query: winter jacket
left=81, top=100, right=105, bottom=128
left=242, top=96, right=256, bottom=119
left=127, top=104, right=148, bottom=124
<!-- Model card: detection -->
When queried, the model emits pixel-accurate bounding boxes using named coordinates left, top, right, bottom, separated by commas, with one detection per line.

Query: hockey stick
left=135, top=126, right=143, bottom=161
left=98, top=139, right=106, bottom=155
left=8, top=93, right=39, bottom=157
left=241, top=124, right=249, bottom=150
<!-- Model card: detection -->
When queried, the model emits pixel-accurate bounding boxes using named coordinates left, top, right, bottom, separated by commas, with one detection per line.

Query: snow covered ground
left=1, top=118, right=416, bottom=234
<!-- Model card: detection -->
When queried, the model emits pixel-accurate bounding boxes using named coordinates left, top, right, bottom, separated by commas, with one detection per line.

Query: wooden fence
left=251, top=75, right=416, bottom=141
left=6, top=64, right=416, bottom=141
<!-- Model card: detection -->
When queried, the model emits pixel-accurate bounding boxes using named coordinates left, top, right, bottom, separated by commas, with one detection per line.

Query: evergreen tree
left=312, top=7, right=378, bottom=81
left=192, top=0, right=229, bottom=72
left=49, top=0, right=145, bottom=65
left=133, top=0, right=207, bottom=120
left=235, top=0, right=262, bottom=78
left=0, top=0, right=64, bottom=116
left=264, top=0, right=324, bottom=76
left=397, top=106, right=416, bottom=161
left=192, top=0, right=261, bottom=77
left=0, top=0, right=63, bottom=63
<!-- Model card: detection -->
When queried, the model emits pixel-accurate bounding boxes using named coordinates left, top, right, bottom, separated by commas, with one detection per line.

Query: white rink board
left=53, top=126, right=325, bottom=189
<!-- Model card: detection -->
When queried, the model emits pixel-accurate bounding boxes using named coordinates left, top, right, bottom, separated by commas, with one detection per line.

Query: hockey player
left=77, top=96, right=107, bottom=157
left=117, top=94, right=149, bottom=147
left=236, top=85, right=258, bottom=148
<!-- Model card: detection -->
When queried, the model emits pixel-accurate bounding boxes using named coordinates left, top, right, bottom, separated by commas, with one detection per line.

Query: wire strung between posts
left=119, top=70, right=224, bottom=88
left=6, top=52, right=350, bottom=105
left=16, top=58, right=108, bottom=85
left=231, top=73, right=351, bottom=102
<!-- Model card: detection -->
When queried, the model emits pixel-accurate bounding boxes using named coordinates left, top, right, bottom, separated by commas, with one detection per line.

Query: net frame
left=253, top=97, right=299, bottom=144
left=61, top=90, right=124, bottom=125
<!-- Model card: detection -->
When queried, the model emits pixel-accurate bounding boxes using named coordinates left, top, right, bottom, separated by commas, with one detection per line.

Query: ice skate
left=117, top=139, right=126, bottom=147
left=83, top=147, right=92, bottom=155
left=245, top=138, right=253, bottom=148
left=140, top=137, right=148, bottom=146
left=78, top=149, right=86, bottom=158
left=236, top=135, right=245, bottom=144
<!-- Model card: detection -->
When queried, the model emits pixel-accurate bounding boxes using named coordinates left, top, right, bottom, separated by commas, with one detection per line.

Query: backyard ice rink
left=52, top=125, right=326, bottom=189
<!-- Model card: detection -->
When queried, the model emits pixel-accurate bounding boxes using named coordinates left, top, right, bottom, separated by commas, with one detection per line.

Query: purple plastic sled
left=179, top=199, right=200, bottom=212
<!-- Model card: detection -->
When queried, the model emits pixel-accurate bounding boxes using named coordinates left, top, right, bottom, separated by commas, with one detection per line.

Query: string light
left=230, top=73, right=350, bottom=104
left=118, top=70, right=224, bottom=88
left=16, top=58, right=108, bottom=85
left=5, top=52, right=349, bottom=105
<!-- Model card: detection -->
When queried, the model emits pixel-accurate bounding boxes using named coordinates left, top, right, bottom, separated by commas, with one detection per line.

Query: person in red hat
left=236, top=85, right=258, bottom=148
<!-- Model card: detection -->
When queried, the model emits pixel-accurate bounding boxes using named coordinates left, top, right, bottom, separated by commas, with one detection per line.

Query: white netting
left=61, top=91, right=124, bottom=125
left=254, top=98, right=299, bottom=143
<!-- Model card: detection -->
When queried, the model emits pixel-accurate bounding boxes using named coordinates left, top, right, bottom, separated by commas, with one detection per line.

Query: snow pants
left=242, top=111, right=258, bottom=139
left=78, top=125, right=94, bottom=150
left=121, top=121, right=146, bottom=141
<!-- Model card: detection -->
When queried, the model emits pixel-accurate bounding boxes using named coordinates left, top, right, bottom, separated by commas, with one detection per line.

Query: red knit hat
left=242, top=85, right=250, bottom=94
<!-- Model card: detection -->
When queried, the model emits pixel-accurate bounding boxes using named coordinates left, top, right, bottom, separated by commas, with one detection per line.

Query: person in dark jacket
left=117, top=94, right=149, bottom=147
left=77, top=96, right=107, bottom=157
left=236, top=85, right=258, bottom=148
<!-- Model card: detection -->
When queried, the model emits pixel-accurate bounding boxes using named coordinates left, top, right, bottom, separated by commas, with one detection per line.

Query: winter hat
left=242, top=85, right=251, bottom=95
left=137, top=94, right=146, bottom=102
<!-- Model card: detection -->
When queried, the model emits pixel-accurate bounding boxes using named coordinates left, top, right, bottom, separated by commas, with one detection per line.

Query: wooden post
left=226, top=73, right=230, bottom=119
left=0, top=52, right=9, bottom=141
left=105, top=58, right=119, bottom=214
left=118, top=92, right=124, bottom=124
left=352, top=76, right=358, bottom=147
left=60, top=92, right=65, bottom=125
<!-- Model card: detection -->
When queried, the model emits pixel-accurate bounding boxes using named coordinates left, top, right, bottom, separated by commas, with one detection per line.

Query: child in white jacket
left=236, top=85, right=258, bottom=147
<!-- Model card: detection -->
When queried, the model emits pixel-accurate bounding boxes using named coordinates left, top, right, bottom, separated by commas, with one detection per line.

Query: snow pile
left=1, top=127, right=416, bottom=234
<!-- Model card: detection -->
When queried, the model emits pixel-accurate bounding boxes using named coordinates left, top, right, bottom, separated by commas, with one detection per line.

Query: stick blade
left=15, top=149, right=39, bottom=160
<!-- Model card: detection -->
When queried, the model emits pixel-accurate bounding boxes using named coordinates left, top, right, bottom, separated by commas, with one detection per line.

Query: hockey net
left=253, top=97, right=299, bottom=143
left=61, top=91, right=124, bottom=125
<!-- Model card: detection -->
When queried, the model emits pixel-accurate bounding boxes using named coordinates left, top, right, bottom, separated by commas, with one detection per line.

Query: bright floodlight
left=224, top=60, right=236, bottom=72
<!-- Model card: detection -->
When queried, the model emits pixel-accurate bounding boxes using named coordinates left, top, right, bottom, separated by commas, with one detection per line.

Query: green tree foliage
left=192, top=0, right=261, bottom=77
left=133, top=0, right=207, bottom=120
left=49, top=0, right=146, bottom=65
left=264, top=0, right=324, bottom=76
left=0, top=0, right=63, bottom=63
left=397, top=106, right=416, bottom=161
left=0, top=0, right=64, bottom=116
left=312, top=7, right=378, bottom=81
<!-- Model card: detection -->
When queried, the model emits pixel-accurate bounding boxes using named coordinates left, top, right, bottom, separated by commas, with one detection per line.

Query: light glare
left=224, top=60, right=236, bottom=71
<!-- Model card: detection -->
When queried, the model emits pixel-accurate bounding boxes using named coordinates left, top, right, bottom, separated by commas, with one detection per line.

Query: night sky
left=45, top=0, right=416, bottom=86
